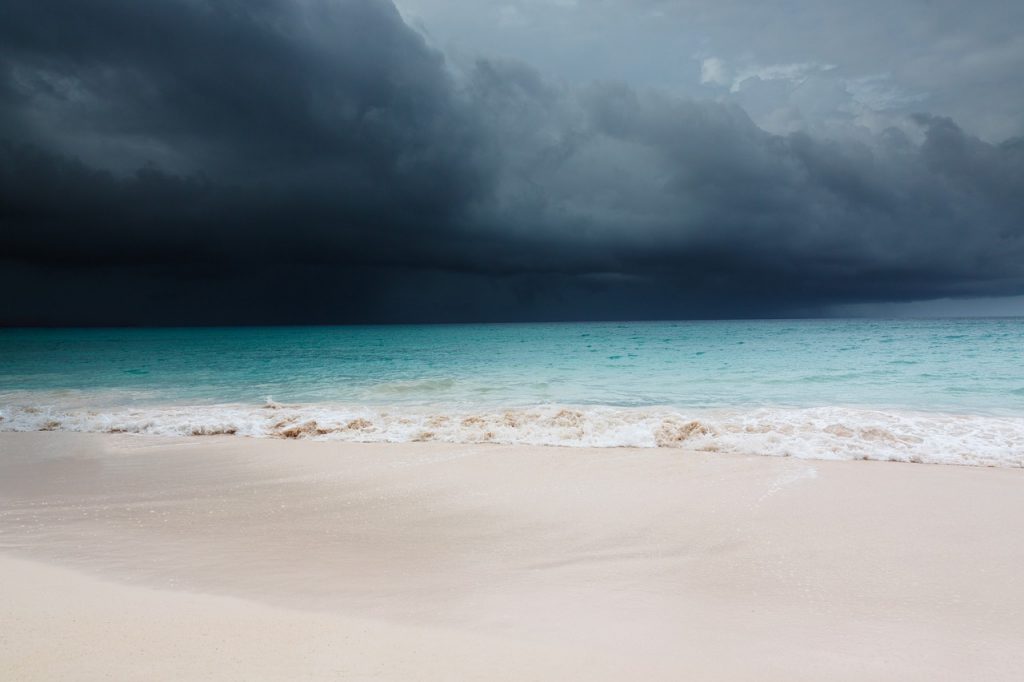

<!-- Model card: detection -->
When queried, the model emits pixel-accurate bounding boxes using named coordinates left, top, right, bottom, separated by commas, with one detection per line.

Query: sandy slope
left=1, top=432, right=1022, bottom=680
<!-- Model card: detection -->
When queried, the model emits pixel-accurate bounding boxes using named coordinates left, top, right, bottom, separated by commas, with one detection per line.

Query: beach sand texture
left=1, top=432, right=1022, bottom=680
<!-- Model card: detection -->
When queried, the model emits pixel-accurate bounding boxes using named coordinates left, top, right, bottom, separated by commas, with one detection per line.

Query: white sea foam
left=1, top=396, right=1021, bottom=468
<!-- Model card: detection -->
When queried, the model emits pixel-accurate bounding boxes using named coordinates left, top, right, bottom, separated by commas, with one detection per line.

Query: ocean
left=1, top=320, right=1022, bottom=466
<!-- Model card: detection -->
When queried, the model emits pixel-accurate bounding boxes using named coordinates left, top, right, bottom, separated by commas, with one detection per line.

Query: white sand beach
left=1, top=432, right=1022, bottom=680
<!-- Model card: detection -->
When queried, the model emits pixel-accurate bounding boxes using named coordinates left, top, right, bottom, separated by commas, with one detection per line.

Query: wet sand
left=1, top=432, right=1022, bottom=680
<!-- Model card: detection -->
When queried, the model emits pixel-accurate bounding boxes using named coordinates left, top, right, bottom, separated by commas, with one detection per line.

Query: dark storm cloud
left=1, top=0, right=1022, bottom=324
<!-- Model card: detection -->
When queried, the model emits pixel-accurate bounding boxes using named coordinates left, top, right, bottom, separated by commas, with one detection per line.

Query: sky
left=2, top=0, right=1023, bottom=325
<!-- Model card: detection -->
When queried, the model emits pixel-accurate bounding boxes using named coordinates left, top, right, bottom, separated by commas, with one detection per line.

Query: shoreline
left=3, top=400, right=1022, bottom=467
left=2, top=432, right=1023, bottom=680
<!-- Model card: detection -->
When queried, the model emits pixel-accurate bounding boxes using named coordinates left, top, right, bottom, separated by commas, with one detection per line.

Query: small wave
left=1, top=400, right=1022, bottom=468
left=365, top=378, right=457, bottom=396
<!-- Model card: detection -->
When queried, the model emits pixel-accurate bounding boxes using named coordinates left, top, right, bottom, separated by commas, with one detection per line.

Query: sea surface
left=2, top=320, right=1023, bottom=466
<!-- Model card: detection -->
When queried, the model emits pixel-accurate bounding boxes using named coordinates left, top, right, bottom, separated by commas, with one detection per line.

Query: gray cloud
left=1, top=0, right=1022, bottom=324
left=399, top=0, right=1024, bottom=141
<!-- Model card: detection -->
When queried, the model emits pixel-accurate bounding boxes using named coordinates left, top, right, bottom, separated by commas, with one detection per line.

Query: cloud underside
left=2, top=0, right=1023, bottom=324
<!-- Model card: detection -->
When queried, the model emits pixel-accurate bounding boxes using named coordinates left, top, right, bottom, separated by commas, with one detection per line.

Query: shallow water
left=2, top=320, right=1023, bottom=466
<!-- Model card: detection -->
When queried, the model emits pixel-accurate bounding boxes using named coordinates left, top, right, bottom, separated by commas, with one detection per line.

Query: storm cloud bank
left=2, top=0, right=1023, bottom=324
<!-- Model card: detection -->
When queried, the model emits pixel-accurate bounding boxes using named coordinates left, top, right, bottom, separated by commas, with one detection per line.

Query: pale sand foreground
left=1, top=433, right=1022, bottom=680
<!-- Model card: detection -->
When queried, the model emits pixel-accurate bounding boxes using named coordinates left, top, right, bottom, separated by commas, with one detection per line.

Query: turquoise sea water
left=2, top=320, right=1023, bottom=466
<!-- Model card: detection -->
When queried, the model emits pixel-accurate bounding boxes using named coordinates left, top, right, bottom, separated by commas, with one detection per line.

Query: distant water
left=2, top=320, right=1023, bottom=466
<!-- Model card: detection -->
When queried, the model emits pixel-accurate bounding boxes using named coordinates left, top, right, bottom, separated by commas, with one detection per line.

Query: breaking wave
left=1, top=397, right=1022, bottom=468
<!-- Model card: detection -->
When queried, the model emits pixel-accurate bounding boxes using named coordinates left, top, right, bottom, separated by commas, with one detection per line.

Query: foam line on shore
left=2, top=398, right=1021, bottom=467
